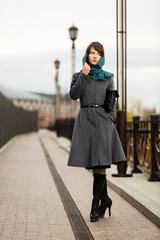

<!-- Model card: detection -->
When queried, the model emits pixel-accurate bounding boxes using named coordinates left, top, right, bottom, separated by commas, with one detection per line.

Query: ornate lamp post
left=54, top=59, right=60, bottom=120
left=69, top=24, right=78, bottom=118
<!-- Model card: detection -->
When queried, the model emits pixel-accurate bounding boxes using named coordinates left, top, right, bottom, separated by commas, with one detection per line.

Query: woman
left=68, top=42, right=126, bottom=222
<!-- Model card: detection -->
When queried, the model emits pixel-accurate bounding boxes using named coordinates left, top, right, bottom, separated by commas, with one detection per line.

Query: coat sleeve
left=108, top=75, right=116, bottom=121
left=69, top=72, right=89, bottom=100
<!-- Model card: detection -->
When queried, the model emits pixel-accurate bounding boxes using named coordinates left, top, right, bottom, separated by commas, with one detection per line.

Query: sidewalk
left=0, top=130, right=159, bottom=240
left=0, top=132, right=75, bottom=240
left=51, top=131, right=160, bottom=227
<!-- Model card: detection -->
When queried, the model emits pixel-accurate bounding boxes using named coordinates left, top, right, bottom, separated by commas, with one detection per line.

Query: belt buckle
left=88, top=104, right=98, bottom=108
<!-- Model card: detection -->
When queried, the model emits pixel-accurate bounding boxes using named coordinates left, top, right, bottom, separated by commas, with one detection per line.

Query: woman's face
left=88, top=47, right=101, bottom=65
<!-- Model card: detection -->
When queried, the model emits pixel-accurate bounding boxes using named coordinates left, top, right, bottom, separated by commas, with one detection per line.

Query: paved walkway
left=0, top=130, right=159, bottom=240
left=53, top=131, right=160, bottom=228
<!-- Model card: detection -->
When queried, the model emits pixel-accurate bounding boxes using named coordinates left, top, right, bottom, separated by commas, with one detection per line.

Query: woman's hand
left=82, top=62, right=90, bottom=75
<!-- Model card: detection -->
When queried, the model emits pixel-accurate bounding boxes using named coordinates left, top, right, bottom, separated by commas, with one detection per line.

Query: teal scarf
left=82, top=51, right=113, bottom=81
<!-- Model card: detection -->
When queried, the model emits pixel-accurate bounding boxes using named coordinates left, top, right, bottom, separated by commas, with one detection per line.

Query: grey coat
left=68, top=72, right=126, bottom=168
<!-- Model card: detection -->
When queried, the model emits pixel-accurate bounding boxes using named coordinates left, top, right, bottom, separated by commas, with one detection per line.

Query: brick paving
left=0, top=133, right=74, bottom=240
left=0, top=131, right=159, bottom=240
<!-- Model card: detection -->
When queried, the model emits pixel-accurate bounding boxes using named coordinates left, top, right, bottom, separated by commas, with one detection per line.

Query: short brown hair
left=86, top=42, right=104, bottom=64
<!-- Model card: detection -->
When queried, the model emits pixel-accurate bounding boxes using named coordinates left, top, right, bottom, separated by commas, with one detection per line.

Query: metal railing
left=126, top=115, right=160, bottom=181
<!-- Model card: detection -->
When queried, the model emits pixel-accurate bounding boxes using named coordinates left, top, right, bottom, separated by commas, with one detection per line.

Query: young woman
left=68, top=42, right=126, bottom=222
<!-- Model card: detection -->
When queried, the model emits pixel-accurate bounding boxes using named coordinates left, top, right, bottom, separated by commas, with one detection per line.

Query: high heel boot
left=99, top=178, right=112, bottom=218
left=90, top=173, right=106, bottom=222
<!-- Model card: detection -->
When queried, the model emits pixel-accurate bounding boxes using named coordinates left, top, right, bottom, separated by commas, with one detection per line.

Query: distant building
left=0, top=85, right=79, bottom=128
left=58, top=93, right=80, bottom=119
left=0, top=85, right=54, bottom=128
left=32, top=92, right=80, bottom=122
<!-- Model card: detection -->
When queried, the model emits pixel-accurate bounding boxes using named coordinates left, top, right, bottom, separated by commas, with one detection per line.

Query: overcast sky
left=0, top=0, right=160, bottom=110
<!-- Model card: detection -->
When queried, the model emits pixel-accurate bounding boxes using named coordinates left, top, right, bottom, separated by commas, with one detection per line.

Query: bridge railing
left=126, top=114, right=160, bottom=181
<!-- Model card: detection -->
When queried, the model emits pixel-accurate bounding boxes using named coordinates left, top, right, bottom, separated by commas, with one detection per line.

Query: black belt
left=81, top=104, right=103, bottom=108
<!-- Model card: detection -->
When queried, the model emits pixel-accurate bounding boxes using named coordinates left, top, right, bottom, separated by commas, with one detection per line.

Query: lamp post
left=112, top=0, right=132, bottom=177
left=54, top=59, right=60, bottom=120
left=69, top=24, right=78, bottom=118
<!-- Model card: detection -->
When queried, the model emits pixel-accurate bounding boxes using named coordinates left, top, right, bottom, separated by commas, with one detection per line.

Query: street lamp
left=69, top=24, right=78, bottom=118
left=54, top=59, right=60, bottom=120
left=55, top=59, right=60, bottom=70
left=69, top=25, right=78, bottom=44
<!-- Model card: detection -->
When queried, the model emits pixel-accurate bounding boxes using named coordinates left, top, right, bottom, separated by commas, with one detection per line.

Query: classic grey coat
left=68, top=72, right=126, bottom=168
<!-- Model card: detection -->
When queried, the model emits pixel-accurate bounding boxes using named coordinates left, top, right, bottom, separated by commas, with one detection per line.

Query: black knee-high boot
left=90, top=173, right=106, bottom=222
left=99, top=178, right=112, bottom=218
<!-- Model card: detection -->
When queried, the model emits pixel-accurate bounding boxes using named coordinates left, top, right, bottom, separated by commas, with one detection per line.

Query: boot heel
left=99, top=197, right=112, bottom=218
left=108, top=206, right=111, bottom=216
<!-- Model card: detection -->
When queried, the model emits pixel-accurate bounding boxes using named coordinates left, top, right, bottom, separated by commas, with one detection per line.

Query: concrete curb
left=107, top=179, right=160, bottom=228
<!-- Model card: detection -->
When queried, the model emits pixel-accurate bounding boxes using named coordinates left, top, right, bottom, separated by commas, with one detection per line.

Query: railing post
left=148, top=114, right=160, bottom=181
left=132, top=116, right=142, bottom=173
left=112, top=110, right=132, bottom=177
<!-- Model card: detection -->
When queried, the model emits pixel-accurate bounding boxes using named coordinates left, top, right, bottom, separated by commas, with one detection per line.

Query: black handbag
left=103, top=90, right=119, bottom=112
